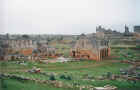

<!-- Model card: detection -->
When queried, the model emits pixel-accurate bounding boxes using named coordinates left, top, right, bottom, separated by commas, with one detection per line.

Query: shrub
left=66, top=76, right=72, bottom=80
left=60, top=74, right=72, bottom=80
left=136, top=45, right=140, bottom=49
left=106, top=72, right=112, bottom=79
left=60, top=74, right=66, bottom=79
left=49, top=74, right=56, bottom=81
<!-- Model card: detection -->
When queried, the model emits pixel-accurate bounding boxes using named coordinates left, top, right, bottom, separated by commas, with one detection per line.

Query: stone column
left=105, top=48, right=107, bottom=56
left=103, top=49, right=105, bottom=57
left=100, top=50, right=102, bottom=60
left=108, top=48, right=111, bottom=56
left=106, top=48, right=108, bottom=56
left=98, top=50, right=100, bottom=61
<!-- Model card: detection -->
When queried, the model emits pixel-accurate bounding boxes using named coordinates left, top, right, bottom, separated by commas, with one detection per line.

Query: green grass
left=0, top=79, right=76, bottom=90
left=0, top=48, right=140, bottom=90
left=111, top=48, right=140, bottom=60
left=0, top=60, right=131, bottom=90
left=1, top=60, right=129, bottom=76
left=92, top=80, right=140, bottom=90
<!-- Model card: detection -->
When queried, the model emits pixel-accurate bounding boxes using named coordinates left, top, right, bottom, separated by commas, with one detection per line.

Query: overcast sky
left=0, top=0, right=140, bottom=34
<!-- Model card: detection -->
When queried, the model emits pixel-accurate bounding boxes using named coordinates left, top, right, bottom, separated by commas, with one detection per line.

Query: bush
left=60, top=74, right=66, bottom=79
left=66, top=76, right=72, bottom=80
left=107, top=72, right=112, bottom=79
left=136, top=45, right=140, bottom=49
left=49, top=74, right=56, bottom=81
left=60, top=74, right=72, bottom=80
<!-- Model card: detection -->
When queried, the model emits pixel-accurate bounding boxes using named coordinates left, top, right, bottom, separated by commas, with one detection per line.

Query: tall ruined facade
left=70, top=34, right=110, bottom=61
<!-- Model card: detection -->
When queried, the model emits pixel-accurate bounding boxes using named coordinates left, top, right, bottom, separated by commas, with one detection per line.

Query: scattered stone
left=28, top=67, right=41, bottom=73
left=111, top=74, right=116, bottom=80
left=97, top=76, right=105, bottom=80
left=55, top=81, right=63, bottom=88
left=95, top=85, right=117, bottom=90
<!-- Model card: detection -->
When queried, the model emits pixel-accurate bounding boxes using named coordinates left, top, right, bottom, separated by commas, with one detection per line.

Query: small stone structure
left=134, top=26, right=140, bottom=33
left=134, top=26, right=140, bottom=46
left=123, top=25, right=133, bottom=36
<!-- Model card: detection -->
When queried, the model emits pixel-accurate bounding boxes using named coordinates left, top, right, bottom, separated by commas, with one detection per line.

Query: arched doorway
left=72, top=51, right=76, bottom=57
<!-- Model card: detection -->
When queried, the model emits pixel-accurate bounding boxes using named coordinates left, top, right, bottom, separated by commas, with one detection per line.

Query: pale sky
left=0, top=0, right=140, bottom=34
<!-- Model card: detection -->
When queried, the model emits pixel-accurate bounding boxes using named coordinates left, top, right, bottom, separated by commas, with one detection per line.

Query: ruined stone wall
left=19, top=48, right=33, bottom=56
left=70, top=49, right=98, bottom=60
left=71, top=33, right=110, bottom=61
left=98, top=48, right=110, bottom=60
left=71, top=47, right=110, bottom=61
left=6, top=40, right=36, bottom=49
left=3, top=40, right=37, bottom=60
left=74, top=38, right=94, bottom=49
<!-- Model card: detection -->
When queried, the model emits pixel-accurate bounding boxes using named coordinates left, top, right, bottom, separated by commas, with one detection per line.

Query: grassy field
left=0, top=48, right=140, bottom=90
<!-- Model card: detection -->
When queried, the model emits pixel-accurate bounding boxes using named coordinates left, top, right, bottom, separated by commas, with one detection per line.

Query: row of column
left=99, top=48, right=109, bottom=60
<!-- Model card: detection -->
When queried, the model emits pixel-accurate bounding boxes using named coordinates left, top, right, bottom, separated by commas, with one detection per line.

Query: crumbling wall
left=20, top=48, right=33, bottom=56
left=70, top=49, right=99, bottom=61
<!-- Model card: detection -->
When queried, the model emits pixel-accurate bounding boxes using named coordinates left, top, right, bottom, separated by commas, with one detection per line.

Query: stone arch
left=72, top=51, right=76, bottom=57
left=0, top=56, right=4, bottom=60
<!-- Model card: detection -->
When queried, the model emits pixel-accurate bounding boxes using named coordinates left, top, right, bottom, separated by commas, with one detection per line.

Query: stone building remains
left=0, top=35, right=56, bottom=60
left=70, top=33, right=110, bottom=61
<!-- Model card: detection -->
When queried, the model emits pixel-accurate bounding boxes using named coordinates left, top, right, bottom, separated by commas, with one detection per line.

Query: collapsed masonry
left=70, top=34, right=110, bottom=61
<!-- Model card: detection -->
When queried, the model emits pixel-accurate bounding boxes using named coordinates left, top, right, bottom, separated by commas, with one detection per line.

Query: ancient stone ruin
left=0, top=37, right=56, bottom=60
left=70, top=33, right=110, bottom=61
